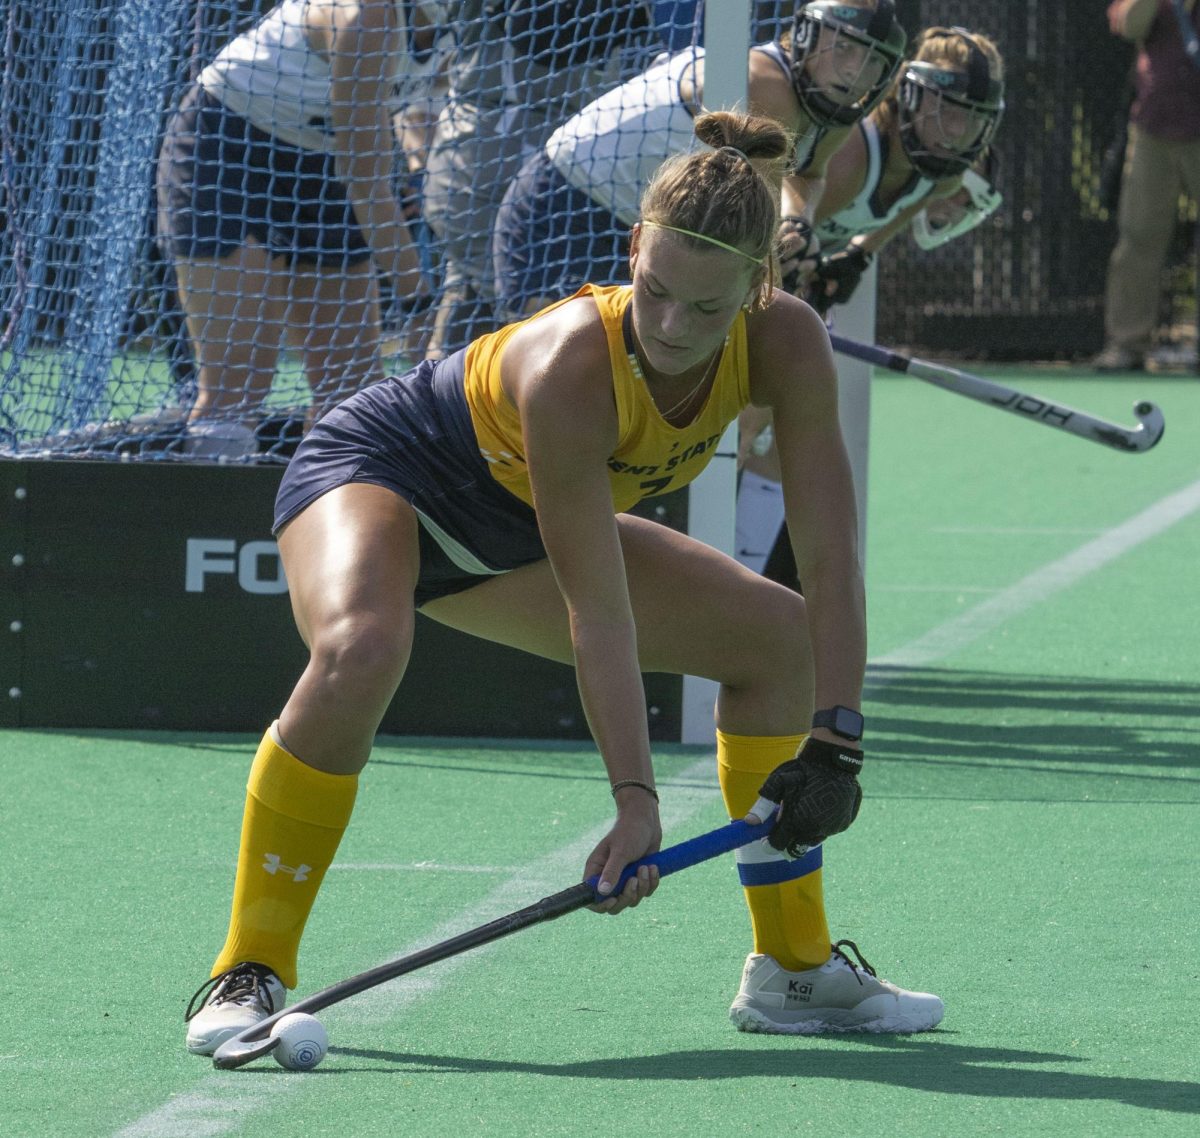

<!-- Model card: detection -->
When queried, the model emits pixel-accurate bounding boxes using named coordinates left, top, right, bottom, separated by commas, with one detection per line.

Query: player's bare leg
left=187, top=485, right=422, bottom=1053
left=424, top=513, right=943, bottom=1034
left=174, top=242, right=286, bottom=457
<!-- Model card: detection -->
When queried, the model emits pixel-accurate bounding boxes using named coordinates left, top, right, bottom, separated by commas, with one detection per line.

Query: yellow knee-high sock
left=211, top=725, right=358, bottom=989
left=717, top=729, right=830, bottom=971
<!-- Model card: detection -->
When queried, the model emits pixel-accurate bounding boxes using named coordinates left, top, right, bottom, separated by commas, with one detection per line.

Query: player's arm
left=746, top=292, right=866, bottom=728
left=788, top=123, right=856, bottom=213
left=317, top=0, right=425, bottom=294
left=809, top=177, right=963, bottom=311
left=779, top=126, right=854, bottom=224
left=781, top=127, right=869, bottom=295
left=738, top=292, right=867, bottom=851
left=503, top=303, right=662, bottom=903
left=781, top=173, right=825, bottom=229
left=748, top=62, right=836, bottom=287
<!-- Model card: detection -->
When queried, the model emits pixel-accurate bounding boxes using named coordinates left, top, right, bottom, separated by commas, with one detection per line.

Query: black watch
left=812, top=706, right=864, bottom=742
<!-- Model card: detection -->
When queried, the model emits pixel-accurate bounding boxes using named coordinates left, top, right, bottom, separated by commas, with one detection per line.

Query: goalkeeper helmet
left=789, top=2, right=908, bottom=128
left=898, top=28, right=1005, bottom=179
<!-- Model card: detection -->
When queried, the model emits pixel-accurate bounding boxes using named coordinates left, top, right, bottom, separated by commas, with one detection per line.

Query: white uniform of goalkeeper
left=738, top=26, right=1006, bottom=580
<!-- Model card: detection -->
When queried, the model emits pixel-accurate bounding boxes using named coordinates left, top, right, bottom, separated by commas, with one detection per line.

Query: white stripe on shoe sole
left=114, top=477, right=1200, bottom=1136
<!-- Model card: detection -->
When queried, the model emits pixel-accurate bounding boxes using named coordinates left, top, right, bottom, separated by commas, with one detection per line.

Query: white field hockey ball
left=270, top=1012, right=329, bottom=1071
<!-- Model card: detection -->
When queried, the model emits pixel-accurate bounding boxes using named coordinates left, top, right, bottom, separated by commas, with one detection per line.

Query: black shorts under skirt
left=156, top=85, right=372, bottom=268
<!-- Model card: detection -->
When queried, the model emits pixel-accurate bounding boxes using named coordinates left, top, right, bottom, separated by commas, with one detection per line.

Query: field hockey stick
left=828, top=332, right=1165, bottom=453
left=212, top=813, right=776, bottom=1070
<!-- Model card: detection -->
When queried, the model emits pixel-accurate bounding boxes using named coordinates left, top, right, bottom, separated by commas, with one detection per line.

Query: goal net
left=2, top=1, right=775, bottom=462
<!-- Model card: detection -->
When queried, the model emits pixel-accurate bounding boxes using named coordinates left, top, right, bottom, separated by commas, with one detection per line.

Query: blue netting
left=0, top=0, right=704, bottom=459
left=2, top=2, right=1121, bottom=462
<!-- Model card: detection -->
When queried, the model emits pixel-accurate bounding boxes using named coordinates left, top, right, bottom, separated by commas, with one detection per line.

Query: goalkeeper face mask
left=912, top=167, right=1002, bottom=250
left=897, top=33, right=1005, bottom=179
left=789, top=2, right=907, bottom=128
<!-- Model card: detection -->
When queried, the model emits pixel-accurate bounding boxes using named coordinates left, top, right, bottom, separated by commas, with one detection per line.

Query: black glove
left=806, top=245, right=873, bottom=315
left=777, top=215, right=820, bottom=296
left=757, top=737, right=863, bottom=857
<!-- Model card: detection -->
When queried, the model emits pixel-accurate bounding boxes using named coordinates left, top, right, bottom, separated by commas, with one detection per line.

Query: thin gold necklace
left=629, top=337, right=726, bottom=423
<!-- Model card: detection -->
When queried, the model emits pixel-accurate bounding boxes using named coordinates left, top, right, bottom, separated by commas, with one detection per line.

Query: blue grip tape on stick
left=587, top=814, right=776, bottom=901
left=214, top=809, right=780, bottom=1069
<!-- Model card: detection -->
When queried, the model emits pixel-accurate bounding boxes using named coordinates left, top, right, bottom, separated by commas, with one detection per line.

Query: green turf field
left=0, top=344, right=406, bottom=439
left=2, top=367, right=1198, bottom=1136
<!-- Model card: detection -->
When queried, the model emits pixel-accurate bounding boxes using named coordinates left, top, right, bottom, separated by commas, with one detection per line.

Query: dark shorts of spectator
left=492, top=149, right=629, bottom=320
left=273, top=352, right=547, bottom=608
left=156, top=85, right=372, bottom=269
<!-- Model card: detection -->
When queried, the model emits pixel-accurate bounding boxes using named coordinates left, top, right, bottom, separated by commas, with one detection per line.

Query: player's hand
left=585, top=792, right=662, bottom=914
left=777, top=215, right=821, bottom=296
left=752, top=738, right=863, bottom=856
left=807, top=245, right=873, bottom=314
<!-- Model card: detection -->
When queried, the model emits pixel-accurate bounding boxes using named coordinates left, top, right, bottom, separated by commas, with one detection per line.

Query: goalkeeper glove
left=807, top=244, right=873, bottom=315
left=777, top=215, right=821, bottom=296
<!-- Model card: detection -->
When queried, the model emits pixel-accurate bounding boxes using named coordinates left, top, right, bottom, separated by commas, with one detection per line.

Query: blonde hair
left=639, top=111, right=791, bottom=310
left=918, top=26, right=1003, bottom=79
left=874, top=27, right=1004, bottom=137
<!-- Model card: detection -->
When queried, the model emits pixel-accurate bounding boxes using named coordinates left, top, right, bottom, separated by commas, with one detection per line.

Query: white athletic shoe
left=184, top=420, right=257, bottom=461
left=185, top=962, right=287, bottom=1055
left=729, top=940, right=944, bottom=1035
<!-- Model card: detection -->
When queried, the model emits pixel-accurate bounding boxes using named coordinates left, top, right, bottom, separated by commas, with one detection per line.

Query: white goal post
left=680, top=0, right=873, bottom=743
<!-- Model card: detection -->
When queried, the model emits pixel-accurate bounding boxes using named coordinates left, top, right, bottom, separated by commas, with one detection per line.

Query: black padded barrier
left=0, top=460, right=684, bottom=738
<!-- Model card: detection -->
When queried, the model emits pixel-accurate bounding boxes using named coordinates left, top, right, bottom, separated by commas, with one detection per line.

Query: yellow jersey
left=462, top=284, right=751, bottom=512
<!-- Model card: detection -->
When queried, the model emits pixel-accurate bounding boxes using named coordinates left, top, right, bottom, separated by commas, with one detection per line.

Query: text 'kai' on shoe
left=729, top=940, right=944, bottom=1035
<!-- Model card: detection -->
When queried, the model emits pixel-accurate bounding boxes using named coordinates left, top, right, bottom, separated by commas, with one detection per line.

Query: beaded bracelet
left=610, top=778, right=659, bottom=802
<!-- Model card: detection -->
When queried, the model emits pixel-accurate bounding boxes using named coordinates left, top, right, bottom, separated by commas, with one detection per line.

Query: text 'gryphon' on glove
left=757, top=737, right=863, bottom=857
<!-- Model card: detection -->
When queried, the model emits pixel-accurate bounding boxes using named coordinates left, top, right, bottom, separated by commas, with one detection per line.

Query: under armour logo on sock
left=263, top=853, right=311, bottom=881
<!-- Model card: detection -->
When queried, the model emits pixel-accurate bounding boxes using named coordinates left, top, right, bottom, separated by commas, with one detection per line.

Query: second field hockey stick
left=212, top=813, right=776, bottom=1070
left=828, top=332, right=1165, bottom=453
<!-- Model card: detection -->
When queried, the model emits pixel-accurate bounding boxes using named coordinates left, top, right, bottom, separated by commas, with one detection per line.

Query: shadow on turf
left=865, top=666, right=1200, bottom=780
left=323, top=1039, right=1199, bottom=1112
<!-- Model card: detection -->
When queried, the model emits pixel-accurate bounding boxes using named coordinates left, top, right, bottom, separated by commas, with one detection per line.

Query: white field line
left=870, top=477, right=1200, bottom=673
left=328, top=861, right=523, bottom=874
left=929, top=526, right=1104, bottom=536
left=114, top=1078, right=292, bottom=1138
left=114, top=476, right=1200, bottom=1137
left=872, top=584, right=998, bottom=594
left=327, top=771, right=723, bottom=1033
left=114, top=765, right=720, bottom=1138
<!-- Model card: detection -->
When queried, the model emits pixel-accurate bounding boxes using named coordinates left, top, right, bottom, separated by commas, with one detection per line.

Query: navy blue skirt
left=274, top=353, right=547, bottom=606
